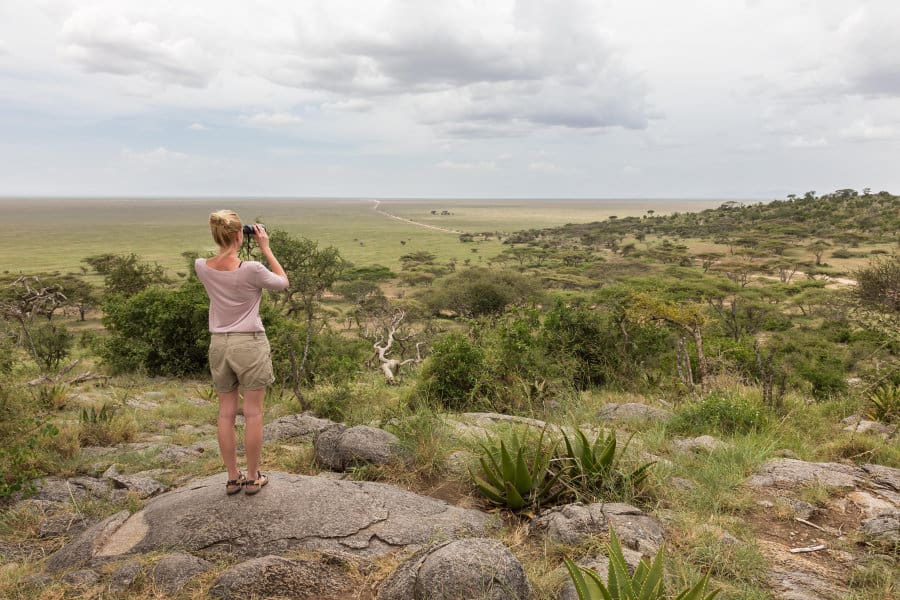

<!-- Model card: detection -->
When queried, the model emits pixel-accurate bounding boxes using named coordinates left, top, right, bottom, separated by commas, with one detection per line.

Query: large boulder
left=46, top=472, right=492, bottom=569
left=596, top=403, right=673, bottom=424
left=747, top=459, right=864, bottom=490
left=531, top=502, right=665, bottom=554
left=263, top=413, right=336, bottom=442
left=210, top=555, right=351, bottom=599
left=378, top=538, right=531, bottom=600
left=314, top=424, right=405, bottom=470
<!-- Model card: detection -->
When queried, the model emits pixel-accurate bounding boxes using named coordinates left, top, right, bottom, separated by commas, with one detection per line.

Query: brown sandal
left=244, top=471, right=268, bottom=495
left=226, top=472, right=245, bottom=495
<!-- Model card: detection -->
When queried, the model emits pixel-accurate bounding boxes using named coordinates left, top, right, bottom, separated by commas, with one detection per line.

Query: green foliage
left=564, top=529, right=719, bottom=600
left=0, top=331, right=14, bottom=374
left=340, top=264, right=396, bottom=282
left=866, top=382, right=900, bottom=424
left=84, top=253, right=168, bottom=298
left=417, top=332, right=485, bottom=410
left=267, top=318, right=370, bottom=387
left=34, top=383, right=69, bottom=410
left=30, top=321, right=73, bottom=372
left=470, top=428, right=562, bottom=512
left=101, top=278, right=210, bottom=376
left=673, top=390, right=769, bottom=436
left=854, top=255, right=900, bottom=314
left=0, top=421, right=59, bottom=500
left=559, top=428, right=654, bottom=502
left=423, top=267, right=540, bottom=317
left=266, top=229, right=346, bottom=316
left=78, top=403, right=136, bottom=446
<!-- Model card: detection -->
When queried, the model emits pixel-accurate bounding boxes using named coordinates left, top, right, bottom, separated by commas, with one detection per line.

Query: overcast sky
left=0, top=0, right=898, bottom=199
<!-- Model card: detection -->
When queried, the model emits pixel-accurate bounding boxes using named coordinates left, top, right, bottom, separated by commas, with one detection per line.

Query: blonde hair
left=209, top=210, right=242, bottom=248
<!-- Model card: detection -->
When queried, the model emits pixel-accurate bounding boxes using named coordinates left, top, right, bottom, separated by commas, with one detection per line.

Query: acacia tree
left=83, top=253, right=168, bottom=297
left=626, top=291, right=709, bottom=388
left=265, top=230, right=345, bottom=400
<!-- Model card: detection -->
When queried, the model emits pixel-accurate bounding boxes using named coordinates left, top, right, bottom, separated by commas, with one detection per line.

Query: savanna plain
left=0, top=192, right=897, bottom=600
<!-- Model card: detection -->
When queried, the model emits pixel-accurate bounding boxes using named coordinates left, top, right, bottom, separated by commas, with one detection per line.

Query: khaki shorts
left=209, top=332, right=275, bottom=392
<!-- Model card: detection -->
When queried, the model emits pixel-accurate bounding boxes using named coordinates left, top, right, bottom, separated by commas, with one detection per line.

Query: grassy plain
left=0, top=197, right=724, bottom=276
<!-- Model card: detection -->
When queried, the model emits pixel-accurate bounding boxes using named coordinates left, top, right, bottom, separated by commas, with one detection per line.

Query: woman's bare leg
left=217, top=389, right=241, bottom=480
left=242, top=388, right=265, bottom=479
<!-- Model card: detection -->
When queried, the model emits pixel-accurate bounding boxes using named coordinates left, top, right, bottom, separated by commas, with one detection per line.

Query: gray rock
left=460, top=412, right=550, bottom=430
left=62, top=569, right=101, bottom=587
left=768, top=566, right=845, bottom=600
left=597, top=403, right=673, bottom=423
left=602, top=503, right=666, bottom=555
left=861, top=511, right=900, bottom=548
left=669, top=477, right=696, bottom=491
left=157, top=444, right=206, bottom=464
left=39, top=513, right=87, bottom=538
left=747, top=459, right=863, bottom=490
left=263, top=412, right=336, bottom=442
left=531, top=503, right=608, bottom=545
left=672, top=435, right=729, bottom=453
left=45, top=510, right=131, bottom=572
left=29, top=476, right=111, bottom=503
left=22, top=574, right=53, bottom=589
left=531, top=502, right=664, bottom=554
left=788, top=499, right=819, bottom=521
left=107, top=474, right=167, bottom=499
left=861, top=463, right=900, bottom=492
left=210, top=555, right=350, bottom=599
left=151, top=552, right=214, bottom=595
left=842, top=419, right=896, bottom=436
left=49, top=472, right=492, bottom=564
left=108, top=560, right=142, bottom=594
left=314, top=424, right=404, bottom=471
left=378, top=538, right=531, bottom=600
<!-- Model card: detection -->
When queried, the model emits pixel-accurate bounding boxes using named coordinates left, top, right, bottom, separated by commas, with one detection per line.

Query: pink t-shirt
left=194, top=258, right=289, bottom=333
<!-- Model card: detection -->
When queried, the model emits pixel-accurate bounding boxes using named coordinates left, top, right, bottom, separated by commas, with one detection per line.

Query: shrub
left=423, top=267, right=540, bottom=317
left=417, top=332, right=485, bottom=410
left=101, top=279, right=210, bottom=376
left=0, top=421, right=59, bottom=500
left=854, top=255, right=900, bottom=313
left=30, top=322, right=73, bottom=372
left=267, top=318, right=370, bottom=388
left=673, top=390, right=769, bottom=436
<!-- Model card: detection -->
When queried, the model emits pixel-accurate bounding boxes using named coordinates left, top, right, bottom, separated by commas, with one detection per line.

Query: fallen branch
left=794, top=518, right=827, bottom=532
left=789, top=544, right=827, bottom=554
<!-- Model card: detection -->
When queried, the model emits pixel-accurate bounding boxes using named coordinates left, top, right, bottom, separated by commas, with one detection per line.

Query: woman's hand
left=254, top=225, right=270, bottom=250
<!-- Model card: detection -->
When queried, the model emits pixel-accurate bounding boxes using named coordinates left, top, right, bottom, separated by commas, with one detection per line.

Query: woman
left=195, top=210, right=289, bottom=495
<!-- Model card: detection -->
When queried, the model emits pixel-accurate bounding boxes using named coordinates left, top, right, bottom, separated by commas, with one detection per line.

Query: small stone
left=669, top=477, right=696, bottom=491
left=672, top=435, right=729, bottom=453
left=756, top=500, right=775, bottom=508
left=151, top=552, right=214, bottom=595
left=62, top=569, right=101, bottom=587
left=108, top=560, right=142, bottom=594
left=39, top=513, right=87, bottom=538
left=788, top=499, right=819, bottom=521
left=861, top=511, right=900, bottom=548
left=596, top=402, right=674, bottom=423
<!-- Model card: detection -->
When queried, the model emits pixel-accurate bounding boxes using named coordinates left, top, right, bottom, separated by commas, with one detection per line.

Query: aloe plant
left=470, top=427, right=562, bottom=511
left=560, top=427, right=654, bottom=501
left=866, top=382, right=899, bottom=423
left=564, top=529, right=719, bottom=600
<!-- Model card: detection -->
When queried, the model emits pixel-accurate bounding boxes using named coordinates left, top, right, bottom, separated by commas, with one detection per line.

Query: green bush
left=417, top=332, right=485, bottom=410
left=30, top=322, right=73, bottom=372
left=423, top=267, right=540, bottom=317
left=101, top=279, right=210, bottom=376
left=673, top=390, right=769, bottom=436
left=267, top=318, right=370, bottom=388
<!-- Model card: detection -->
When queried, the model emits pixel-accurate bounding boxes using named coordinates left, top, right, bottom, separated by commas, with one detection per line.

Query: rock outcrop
left=314, top=424, right=405, bottom=470
left=46, top=472, right=493, bottom=571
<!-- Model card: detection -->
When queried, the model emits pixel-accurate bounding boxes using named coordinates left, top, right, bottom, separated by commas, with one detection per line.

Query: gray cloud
left=60, top=7, right=215, bottom=88
left=262, top=3, right=649, bottom=136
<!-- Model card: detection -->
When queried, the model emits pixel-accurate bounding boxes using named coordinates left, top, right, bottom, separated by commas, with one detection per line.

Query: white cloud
left=242, top=112, right=304, bottom=128
left=623, top=165, right=641, bottom=176
left=188, top=122, right=207, bottom=131
left=122, top=146, right=188, bottom=163
left=785, top=135, right=828, bottom=148
left=60, top=6, right=216, bottom=88
left=839, top=118, right=897, bottom=141
left=436, top=160, right=496, bottom=170
left=322, top=98, right=374, bottom=112
left=529, top=160, right=567, bottom=174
